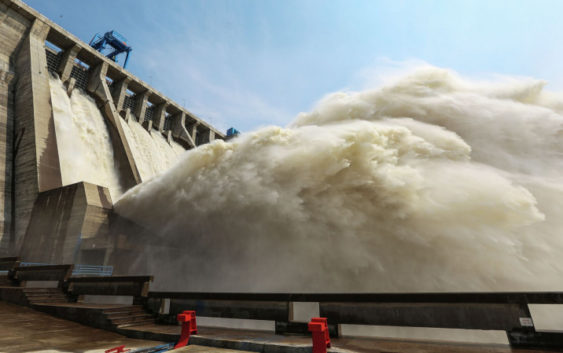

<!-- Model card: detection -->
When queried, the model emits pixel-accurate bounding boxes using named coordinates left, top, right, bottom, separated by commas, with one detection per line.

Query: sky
left=24, top=0, right=563, bottom=132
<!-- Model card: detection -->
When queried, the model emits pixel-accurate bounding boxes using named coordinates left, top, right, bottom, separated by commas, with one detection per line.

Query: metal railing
left=72, top=264, right=113, bottom=277
left=20, top=262, right=113, bottom=277
left=146, top=291, right=563, bottom=348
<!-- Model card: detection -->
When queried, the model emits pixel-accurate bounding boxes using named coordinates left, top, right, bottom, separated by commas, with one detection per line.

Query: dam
left=1, top=0, right=563, bottom=351
left=0, top=0, right=224, bottom=266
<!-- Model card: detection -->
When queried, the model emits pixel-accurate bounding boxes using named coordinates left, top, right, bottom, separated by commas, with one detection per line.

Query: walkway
left=0, top=301, right=162, bottom=353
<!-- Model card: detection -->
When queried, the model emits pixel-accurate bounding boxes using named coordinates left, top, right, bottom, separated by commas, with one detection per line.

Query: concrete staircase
left=23, top=288, right=68, bottom=305
left=0, top=275, right=14, bottom=286
left=103, top=305, right=155, bottom=328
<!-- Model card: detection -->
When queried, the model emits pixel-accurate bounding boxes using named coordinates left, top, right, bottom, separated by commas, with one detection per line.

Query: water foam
left=49, top=76, right=123, bottom=200
left=119, top=116, right=185, bottom=181
left=115, top=67, right=563, bottom=292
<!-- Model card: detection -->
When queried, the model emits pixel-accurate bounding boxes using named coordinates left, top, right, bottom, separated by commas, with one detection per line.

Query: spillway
left=49, top=75, right=124, bottom=200
left=119, top=114, right=185, bottom=182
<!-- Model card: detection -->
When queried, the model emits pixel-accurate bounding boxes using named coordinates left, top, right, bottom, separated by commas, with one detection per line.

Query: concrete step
left=0, top=275, right=14, bottom=286
left=116, top=318, right=155, bottom=328
left=103, top=305, right=144, bottom=314
left=24, top=287, right=68, bottom=304
left=110, top=314, right=154, bottom=326
left=28, top=295, right=67, bottom=301
left=105, top=311, right=152, bottom=320
left=24, top=291, right=66, bottom=297
left=23, top=288, right=63, bottom=294
left=27, top=295, right=67, bottom=302
left=29, top=300, right=68, bottom=305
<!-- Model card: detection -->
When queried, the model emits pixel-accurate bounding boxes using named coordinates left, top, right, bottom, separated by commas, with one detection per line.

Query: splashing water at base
left=115, top=67, right=563, bottom=292
left=49, top=76, right=123, bottom=200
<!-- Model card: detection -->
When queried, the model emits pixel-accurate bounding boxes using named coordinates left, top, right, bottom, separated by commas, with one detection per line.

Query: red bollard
left=174, top=310, right=198, bottom=348
left=105, top=345, right=130, bottom=353
left=308, top=317, right=331, bottom=353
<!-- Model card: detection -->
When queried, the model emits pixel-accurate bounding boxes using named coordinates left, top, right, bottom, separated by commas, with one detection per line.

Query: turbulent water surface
left=115, top=67, right=563, bottom=292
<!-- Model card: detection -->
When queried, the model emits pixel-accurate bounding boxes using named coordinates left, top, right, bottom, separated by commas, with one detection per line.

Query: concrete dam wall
left=0, top=0, right=224, bottom=265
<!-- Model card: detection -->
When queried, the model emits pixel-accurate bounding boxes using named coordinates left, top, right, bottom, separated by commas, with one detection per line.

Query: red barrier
left=174, top=310, right=198, bottom=348
left=308, top=317, right=331, bottom=353
left=105, top=345, right=130, bottom=353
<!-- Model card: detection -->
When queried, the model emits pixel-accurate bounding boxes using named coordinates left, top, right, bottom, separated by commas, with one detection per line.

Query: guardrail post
left=175, top=310, right=197, bottom=348
left=308, top=317, right=331, bottom=353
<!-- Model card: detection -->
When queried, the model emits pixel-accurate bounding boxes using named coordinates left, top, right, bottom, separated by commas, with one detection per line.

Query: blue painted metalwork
left=20, top=262, right=48, bottom=266
left=20, top=262, right=113, bottom=277
left=89, top=30, right=132, bottom=68
left=73, top=264, right=113, bottom=277
left=226, top=127, right=240, bottom=137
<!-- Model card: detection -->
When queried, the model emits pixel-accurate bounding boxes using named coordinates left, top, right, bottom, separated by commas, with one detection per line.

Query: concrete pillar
left=87, top=62, right=142, bottom=185
left=188, top=122, right=200, bottom=145
left=57, top=44, right=80, bottom=83
left=199, top=129, right=214, bottom=144
left=13, top=18, right=63, bottom=252
left=110, top=77, right=130, bottom=113
left=170, top=112, right=195, bottom=148
left=142, top=119, right=152, bottom=132
left=124, top=107, right=133, bottom=122
left=152, top=102, right=168, bottom=132
left=133, top=90, right=150, bottom=123
left=66, top=77, right=76, bottom=96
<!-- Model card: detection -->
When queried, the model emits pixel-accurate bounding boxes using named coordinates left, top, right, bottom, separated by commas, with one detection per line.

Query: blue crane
left=89, top=30, right=132, bottom=68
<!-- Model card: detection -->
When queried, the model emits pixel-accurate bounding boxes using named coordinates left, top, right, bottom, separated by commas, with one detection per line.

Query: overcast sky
left=24, top=0, right=563, bottom=132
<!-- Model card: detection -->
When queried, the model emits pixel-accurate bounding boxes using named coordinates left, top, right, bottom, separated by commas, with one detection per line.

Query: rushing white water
left=115, top=67, right=563, bottom=292
left=49, top=76, right=123, bottom=200
left=119, top=117, right=185, bottom=182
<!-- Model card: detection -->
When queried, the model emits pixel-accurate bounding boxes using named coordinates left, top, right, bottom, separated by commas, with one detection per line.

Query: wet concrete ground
left=0, top=301, right=162, bottom=353
left=1, top=299, right=561, bottom=353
